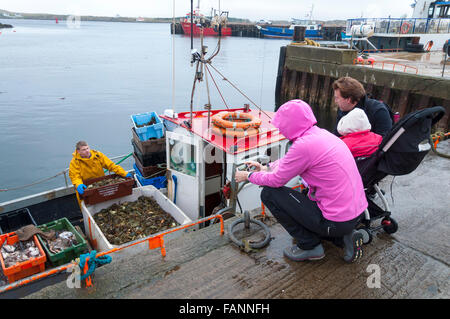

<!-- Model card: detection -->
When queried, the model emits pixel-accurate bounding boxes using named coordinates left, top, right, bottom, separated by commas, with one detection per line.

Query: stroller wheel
left=356, top=227, right=373, bottom=245
left=381, top=217, right=398, bottom=234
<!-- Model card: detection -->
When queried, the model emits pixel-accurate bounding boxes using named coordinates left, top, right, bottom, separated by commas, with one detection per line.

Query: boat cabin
left=160, top=107, right=295, bottom=225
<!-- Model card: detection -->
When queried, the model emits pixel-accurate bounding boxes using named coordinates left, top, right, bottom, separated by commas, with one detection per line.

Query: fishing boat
left=180, top=4, right=232, bottom=37
left=345, top=0, right=450, bottom=52
left=256, top=22, right=323, bottom=40
left=0, top=8, right=296, bottom=297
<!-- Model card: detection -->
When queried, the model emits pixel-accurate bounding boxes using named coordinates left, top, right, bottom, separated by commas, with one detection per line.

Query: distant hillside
left=0, top=8, right=251, bottom=24
left=1, top=8, right=344, bottom=26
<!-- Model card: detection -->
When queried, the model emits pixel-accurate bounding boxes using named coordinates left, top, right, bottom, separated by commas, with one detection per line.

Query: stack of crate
left=130, top=112, right=167, bottom=186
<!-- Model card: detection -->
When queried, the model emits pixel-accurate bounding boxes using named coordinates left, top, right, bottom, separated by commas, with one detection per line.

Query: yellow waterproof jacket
left=69, top=149, right=127, bottom=187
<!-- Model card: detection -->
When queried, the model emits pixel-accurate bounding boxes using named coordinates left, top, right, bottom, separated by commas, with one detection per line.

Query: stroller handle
left=415, top=106, right=446, bottom=125
left=403, top=106, right=446, bottom=129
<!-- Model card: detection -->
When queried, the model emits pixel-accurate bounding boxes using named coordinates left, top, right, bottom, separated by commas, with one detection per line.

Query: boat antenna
left=190, top=0, right=194, bottom=50
left=172, top=0, right=176, bottom=112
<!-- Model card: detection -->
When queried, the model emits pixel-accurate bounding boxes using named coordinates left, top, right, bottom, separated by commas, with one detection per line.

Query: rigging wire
left=204, top=64, right=229, bottom=109
left=171, top=0, right=176, bottom=112
left=206, top=63, right=272, bottom=119
left=259, top=40, right=267, bottom=106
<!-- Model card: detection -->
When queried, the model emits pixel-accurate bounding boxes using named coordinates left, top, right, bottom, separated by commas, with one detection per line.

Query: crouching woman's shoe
left=283, top=244, right=325, bottom=262
left=342, top=230, right=364, bottom=263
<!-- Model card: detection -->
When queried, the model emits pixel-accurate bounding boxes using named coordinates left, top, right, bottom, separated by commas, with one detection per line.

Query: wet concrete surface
left=362, top=51, right=450, bottom=78
left=24, top=141, right=450, bottom=299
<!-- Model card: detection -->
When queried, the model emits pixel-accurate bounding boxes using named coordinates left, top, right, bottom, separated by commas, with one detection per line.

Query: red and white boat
left=181, top=9, right=232, bottom=36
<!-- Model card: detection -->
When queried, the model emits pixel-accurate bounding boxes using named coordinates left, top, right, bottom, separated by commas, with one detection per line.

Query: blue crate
left=134, top=164, right=167, bottom=189
left=131, top=111, right=164, bottom=140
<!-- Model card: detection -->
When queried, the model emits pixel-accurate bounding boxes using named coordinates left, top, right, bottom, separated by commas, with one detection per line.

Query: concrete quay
left=25, top=141, right=450, bottom=299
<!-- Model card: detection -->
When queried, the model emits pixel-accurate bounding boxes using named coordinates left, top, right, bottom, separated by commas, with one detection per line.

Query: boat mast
left=308, top=4, right=314, bottom=24
left=190, top=0, right=193, bottom=50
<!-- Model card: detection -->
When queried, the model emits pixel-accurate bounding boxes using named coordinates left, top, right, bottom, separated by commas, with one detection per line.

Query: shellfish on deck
left=93, top=196, right=179, bottom=245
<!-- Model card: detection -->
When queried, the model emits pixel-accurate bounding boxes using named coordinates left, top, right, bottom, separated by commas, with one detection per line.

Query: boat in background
left=180, top=8, right=232, bottom=36
left=256, top=21, right=323, bottom=40
left=345, top=0, right=450, bottom=52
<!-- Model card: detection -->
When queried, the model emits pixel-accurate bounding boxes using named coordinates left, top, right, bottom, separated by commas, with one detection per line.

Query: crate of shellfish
left=36, top=218, right=88, bottom=267
left=0, top=232, right=46, bottom=283
left=81, top=174, right=135, bottom=205
left=80, top=185, right=192, bottom=254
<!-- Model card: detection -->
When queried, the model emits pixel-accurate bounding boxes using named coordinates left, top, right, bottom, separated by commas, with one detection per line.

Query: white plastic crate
left=81, top=185, right=191, bottom=254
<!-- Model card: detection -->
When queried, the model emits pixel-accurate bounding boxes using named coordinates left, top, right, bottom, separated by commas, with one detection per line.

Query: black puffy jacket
left=334, top=95, right=393, bottom=137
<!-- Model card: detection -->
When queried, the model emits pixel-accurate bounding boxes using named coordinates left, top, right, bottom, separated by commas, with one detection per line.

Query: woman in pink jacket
left=235, top=100, right=367, bottom=263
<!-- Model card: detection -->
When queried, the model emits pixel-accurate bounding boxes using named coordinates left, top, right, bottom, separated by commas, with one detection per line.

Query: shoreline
left=0, top=22, right=13, bottom=28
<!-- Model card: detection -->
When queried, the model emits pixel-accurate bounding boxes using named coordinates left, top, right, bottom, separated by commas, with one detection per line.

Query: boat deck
left=21, top=141, right=450, bottom=299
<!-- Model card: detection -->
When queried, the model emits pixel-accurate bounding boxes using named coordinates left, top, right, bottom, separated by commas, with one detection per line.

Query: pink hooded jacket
left=248, top=100, right=367, bottom=222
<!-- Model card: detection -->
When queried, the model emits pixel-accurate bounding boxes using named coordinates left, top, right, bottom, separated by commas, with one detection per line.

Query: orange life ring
left=211, top=111, right=262, bottom=130
left=400, top=22, right=411, bottom=34
left=212, top=126, right=260, bottom=138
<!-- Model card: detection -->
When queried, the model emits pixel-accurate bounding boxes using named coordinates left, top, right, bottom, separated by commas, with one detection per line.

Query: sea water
left=0, top=19, right=290, bottom=202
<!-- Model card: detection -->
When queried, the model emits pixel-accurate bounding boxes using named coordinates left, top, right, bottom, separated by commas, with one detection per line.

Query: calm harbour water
left=0, top=19, right=290, bottom=202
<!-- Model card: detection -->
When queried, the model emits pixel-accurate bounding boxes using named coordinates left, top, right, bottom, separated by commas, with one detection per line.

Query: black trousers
left=261, top=186, right=362, bottom=250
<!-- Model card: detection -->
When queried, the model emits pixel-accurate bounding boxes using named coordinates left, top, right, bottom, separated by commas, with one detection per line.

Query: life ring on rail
left=401, top=22, right=411, bottom=34
left=211, top=111, right=262, bottom=130
left=212, top=126, right=260, bottom=138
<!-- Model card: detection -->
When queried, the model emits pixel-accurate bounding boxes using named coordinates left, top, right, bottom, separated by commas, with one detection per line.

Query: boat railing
left=55, top=153, right=134, bottom=188
left=353, top=58, right=419, bottom=74
left=346, top=17, right=450, bottom=35
left=0, top=153, right=134, bottom=195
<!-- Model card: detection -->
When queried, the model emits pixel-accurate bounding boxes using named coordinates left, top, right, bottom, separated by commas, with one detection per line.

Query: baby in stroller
left=337, top=107, right=383, bottom=158
left=351, top=106, right=446, bottom=244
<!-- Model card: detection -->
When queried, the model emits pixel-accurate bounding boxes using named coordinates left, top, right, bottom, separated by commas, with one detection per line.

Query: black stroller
left=355, top=106, right=446, bottom=244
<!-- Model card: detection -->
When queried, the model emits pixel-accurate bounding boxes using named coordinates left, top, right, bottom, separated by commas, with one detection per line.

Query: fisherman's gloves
left=77, top=184, right=87, bottom=195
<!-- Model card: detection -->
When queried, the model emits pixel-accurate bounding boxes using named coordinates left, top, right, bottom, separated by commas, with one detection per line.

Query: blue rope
left=78, top=250, right=112, bottom=280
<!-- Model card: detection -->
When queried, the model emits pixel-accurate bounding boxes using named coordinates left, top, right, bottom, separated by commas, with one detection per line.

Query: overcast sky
left=1, top=0, right=415, bottom=21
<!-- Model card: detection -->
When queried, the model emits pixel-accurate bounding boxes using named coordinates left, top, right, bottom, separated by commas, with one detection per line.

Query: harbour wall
left=275, top=45, right=450, bottom=131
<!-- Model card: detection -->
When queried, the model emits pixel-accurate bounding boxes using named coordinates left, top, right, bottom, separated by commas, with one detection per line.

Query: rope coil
left=430, top=132, right=450, bottom=159
left=78, top=250, right=112, bottom=281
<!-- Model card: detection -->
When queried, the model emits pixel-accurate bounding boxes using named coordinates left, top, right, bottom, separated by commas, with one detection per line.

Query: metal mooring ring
left=228, top=212, right=271, bottom=249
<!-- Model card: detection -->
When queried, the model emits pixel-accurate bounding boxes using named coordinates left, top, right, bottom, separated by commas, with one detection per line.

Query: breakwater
left=170, top=22, right=345, bottom=40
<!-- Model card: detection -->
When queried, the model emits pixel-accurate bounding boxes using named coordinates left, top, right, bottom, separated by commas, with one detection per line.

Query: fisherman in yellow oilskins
left=69, top=140, right=132, bottom=205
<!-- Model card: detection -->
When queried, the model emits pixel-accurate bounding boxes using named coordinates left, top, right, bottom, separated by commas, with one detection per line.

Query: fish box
left=134, top=164, right=167, bottom=189
left=133, top=155, right=166, bottom=178
left=81, top=174, right=135, bottom=205
left=80, top=185, right=192, bottom=254
left=0, top=232, right=46, bottom=283
left=131, top=129, right=166, bottom=154
left=131, top=111, right=164, bottom=140
left=132, top=140, right=166, bottom=167
left=0, top=208, right=37, bottom=235
left=36, top=218, right=88, bottom=267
